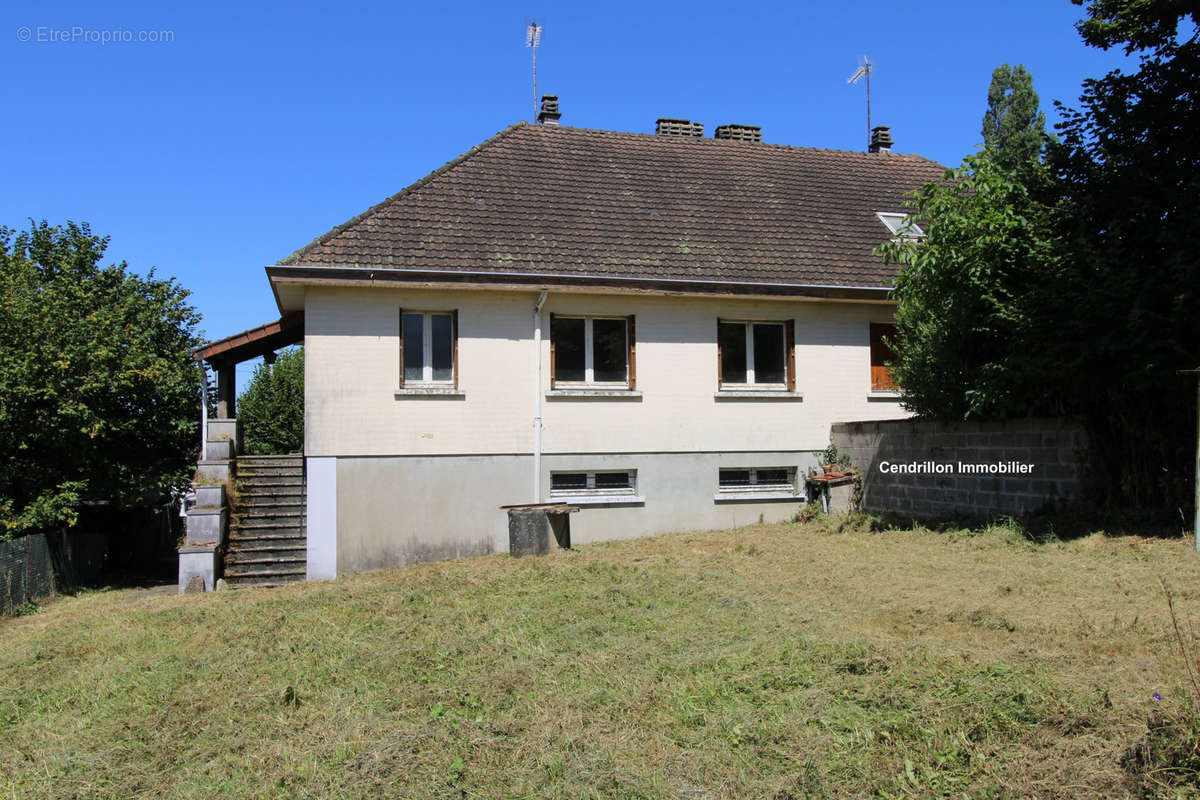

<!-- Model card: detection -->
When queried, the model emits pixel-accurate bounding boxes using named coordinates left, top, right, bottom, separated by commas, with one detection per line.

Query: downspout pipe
left=533, top=290, right=548, bottom=503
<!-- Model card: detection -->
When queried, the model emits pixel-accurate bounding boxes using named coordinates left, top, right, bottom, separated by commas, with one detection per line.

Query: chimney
left=655, top=118, right=704, bottom=137
left=869, top=126, right=893, bottom=153
left=537, top=95, right=561, bottom=125
left=713, top=124, right=762, bottom=143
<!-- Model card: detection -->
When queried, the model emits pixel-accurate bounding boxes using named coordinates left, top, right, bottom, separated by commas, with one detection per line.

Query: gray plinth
left=193, top=484, right=225, bottom=509
left=506, top=505, right=575, bottom=557
left=195, top=460, right=232, bottom=483
left=178, top=545, right=219, bottom=593
left=185, top=507, right=227, bottom=546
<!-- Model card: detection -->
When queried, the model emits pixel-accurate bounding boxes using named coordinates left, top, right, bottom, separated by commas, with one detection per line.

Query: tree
left=878, top=149, right=1064, bottom=421
left=981, top=64, right=1049, bottom=170
left=0, top=221, right=203, bottom=537
left=1047, top=0, right=1200, bottom=510
left=237, top=347, right=303, bottom=455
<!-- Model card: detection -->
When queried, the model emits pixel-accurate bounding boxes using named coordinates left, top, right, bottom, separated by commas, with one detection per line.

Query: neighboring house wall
left=305, top=285, right=911, bottom=574
left=831, top=418, right=1087, bottom=519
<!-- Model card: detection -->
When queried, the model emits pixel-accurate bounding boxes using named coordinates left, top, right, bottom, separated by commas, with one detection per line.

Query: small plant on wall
left=819, top=443, right=853, bottom=472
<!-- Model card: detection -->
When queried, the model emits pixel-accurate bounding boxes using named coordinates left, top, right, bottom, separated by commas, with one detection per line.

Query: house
left=192, top=99, right=946, bottom=584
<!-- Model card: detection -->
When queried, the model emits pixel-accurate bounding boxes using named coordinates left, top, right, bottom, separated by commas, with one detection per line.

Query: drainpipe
left=533, top=290, right=548, bottom=502
left=200, top=362, right=209, bottom=462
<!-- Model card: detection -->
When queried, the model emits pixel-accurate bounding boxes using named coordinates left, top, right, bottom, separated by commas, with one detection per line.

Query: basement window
left=719, top=467, right=796, bottom=492
left=715, top=467, right=802, bottom=502
left=549, top=470, right=642, bottom=505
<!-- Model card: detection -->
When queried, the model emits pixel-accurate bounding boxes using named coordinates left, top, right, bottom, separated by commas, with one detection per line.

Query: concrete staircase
left=224, top=455, right=306, bottom=587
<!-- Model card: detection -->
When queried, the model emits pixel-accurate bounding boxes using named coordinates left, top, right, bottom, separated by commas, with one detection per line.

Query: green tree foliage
left=1047, top=0, right=1200, bottom=509
left=879, top=150, right=1064, bottom=421
left=0, top=221, right=203, bottom=537
left=237, top=347, right=303, bottom=455
left=981, top=64, right=1049, bottom=170
left=883, top=2, right=1199, bottom=513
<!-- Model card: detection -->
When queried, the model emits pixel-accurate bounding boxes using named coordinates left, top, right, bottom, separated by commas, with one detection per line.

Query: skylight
left=876, top=212, right=924, bottom=239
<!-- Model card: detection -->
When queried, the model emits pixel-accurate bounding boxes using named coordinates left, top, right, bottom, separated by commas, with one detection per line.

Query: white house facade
left=193, top=103, right=946, bottom=584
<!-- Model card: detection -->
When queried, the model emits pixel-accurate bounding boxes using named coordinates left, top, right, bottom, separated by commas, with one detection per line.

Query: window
left=550, top=315, right=636, bottom=389
left=399, top=310, right=457, bottom=387
left=719, top=467, right=794, bottom=491
left=870, top=323, right=897, bottom=391
left=876, top=212, right=924, bottom=239
left=550, top=470, right=638, bottom=501
left=718, top=467, right=798, bottom=494
left=717, top=320, right=795, bottom=390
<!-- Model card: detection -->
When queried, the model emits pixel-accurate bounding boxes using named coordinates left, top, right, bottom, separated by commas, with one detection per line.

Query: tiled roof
left=279, top=122, right=947, bottom=289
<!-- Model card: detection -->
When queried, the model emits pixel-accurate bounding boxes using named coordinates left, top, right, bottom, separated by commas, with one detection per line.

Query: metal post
left=1194, top=377, right=1199, bottom=551
left=1179, top=367, right=1200, bottom=551
left=533, top=290, right=547, bottom=503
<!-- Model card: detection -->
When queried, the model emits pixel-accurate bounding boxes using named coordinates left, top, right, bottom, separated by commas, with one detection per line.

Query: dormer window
left=876, top=212, right=924, bottom=239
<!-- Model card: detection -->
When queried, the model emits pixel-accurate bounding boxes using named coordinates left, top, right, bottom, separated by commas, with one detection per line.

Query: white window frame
left=549, top=469, right=643, bottom=506
left=553, top=316, right=629, bottom=387
left=402, top=311, right=455, bottom=386
left=876, top=212, right=924, bottom=239
left=720, top=320, right=787, bottom=387
left=714, top=466, right=803, bottom=502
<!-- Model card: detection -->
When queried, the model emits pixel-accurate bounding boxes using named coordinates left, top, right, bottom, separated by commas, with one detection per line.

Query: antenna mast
left=847, top=55, right=873, bottom=149
left=526, top=21, right=542, bottom=123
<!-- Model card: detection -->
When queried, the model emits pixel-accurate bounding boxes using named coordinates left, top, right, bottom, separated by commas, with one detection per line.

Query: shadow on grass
left=807, top=509, right=1189, bottom=544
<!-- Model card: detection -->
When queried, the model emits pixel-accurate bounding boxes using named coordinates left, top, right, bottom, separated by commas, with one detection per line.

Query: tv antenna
left=526, top=20, right=543, bottom=123
left=847, top=55, right=873, bottom=150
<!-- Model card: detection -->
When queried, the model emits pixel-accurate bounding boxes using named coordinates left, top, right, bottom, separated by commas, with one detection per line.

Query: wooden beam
left=216, top=364, right=236, bottom=418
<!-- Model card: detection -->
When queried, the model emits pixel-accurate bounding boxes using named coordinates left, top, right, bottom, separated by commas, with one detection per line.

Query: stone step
left=232, top=501, right=302, bottom=513
left=237, top=457, right=302, bottom=467
left=237, top=468, right=304, bottom=480
left=224, top=550, right=306, bottom=566
left=226, top=539, right=307, bottom=554
left=223, top=563, right=306, bottom=579
left=237, top=455, right=303, bottom=464
left=230, top=521, right=305, bottom=534
left=237, top=479, right=304, bottom=492
left=222, top=574, right=306, bottom=588
left=234, top=509, right=305, bottom=523
left=229, top=525, right=304, bottom=537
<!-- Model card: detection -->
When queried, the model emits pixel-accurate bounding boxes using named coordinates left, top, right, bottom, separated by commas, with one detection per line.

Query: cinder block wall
left=831, top=418, right=1088, bottom=518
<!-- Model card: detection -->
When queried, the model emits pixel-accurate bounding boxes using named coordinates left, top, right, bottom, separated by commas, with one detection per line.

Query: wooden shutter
left=397, top=307, right=405, bottom=388
left=627, top=315, right=636, bottom=390
left=870, top=323, right=898, bottom=390
left=716, top=319, right=723, bottom=389
left=452, top=309, right=459, bottom=389
left=785, top=319, right=796, bottom=392
left=549, top=313, right=557, bottom=390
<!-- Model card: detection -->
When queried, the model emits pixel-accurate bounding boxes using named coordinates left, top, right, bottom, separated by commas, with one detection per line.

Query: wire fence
left=1, top=530, right=109, bottom=615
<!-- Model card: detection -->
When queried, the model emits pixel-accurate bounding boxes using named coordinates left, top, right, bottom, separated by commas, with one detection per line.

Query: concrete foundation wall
left=831, top=418, right=1088, bottom=518
left=331, top=450, right=817, bottom=575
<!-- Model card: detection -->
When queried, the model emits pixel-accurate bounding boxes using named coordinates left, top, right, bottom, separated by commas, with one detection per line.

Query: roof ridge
left=277, top=122, right=529, bottom=265
left=522, top=122, right=945, bottom=165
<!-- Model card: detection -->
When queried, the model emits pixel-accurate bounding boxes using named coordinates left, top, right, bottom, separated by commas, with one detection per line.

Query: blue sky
left=4, top=0, right=1131, bottom=386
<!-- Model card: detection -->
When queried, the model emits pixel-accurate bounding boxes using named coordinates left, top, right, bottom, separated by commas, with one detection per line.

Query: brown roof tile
left=279, top=122, right=946, bottom=289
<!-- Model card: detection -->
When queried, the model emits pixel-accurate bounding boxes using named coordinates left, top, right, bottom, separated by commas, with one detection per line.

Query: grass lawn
left=2, top=516, right=1199, bottom=799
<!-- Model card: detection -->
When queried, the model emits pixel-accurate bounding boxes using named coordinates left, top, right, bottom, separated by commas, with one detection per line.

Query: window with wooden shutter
left=870, top=322, right=898, bottom=391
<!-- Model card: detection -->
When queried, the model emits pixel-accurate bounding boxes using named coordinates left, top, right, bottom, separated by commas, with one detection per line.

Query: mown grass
left=2, top=516, right=1199, bottom=799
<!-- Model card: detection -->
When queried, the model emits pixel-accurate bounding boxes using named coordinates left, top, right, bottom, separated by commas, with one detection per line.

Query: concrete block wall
left=831, top=418, right=1088, bottom=519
